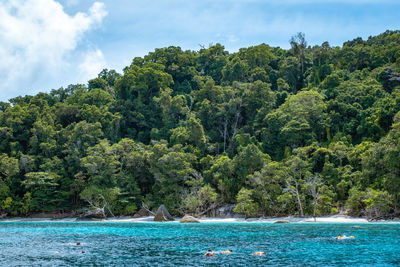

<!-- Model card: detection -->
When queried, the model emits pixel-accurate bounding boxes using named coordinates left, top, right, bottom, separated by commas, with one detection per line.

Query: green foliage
left=363, top=188, right=392, bottom=218
left=181, top=183, right=218, bottom=215
left=149, top=143, right=197, bottom=214
left=22, top=172, right=59, bottom=212
left=264, top=90, right=326, bottom=159
left=0, top=154, right=19, bottom=180
left=204, top=155, right=235, bottom=203
left=345, top=187, right=366, bottom=216
left=124, top=204, right=137, bottom=215
left=80, top=185, right=120, bottom=215
left=1, top=31, right=400, bottom=218
left=247, top=161, right=288, bottom=216
left=316, top=185, right=336, bottom=215
left=20, top=192, right=32, bottom=215
left=88, top=78, right=108, bottom=91
left=233, top=188, right=259, bottom=217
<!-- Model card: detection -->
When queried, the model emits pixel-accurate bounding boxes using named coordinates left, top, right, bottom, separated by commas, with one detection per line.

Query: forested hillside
left=1, top=31, right=400, bottom=219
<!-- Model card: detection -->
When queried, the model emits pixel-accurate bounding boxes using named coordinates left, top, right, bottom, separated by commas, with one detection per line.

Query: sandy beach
left=1, top=215, right=399, bottom=223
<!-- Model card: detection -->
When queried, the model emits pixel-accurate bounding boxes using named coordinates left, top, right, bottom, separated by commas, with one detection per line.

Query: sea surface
left=0, top=221, right=399, bottom=266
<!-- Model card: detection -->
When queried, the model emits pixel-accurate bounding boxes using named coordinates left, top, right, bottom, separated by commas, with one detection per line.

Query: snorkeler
left=337, top=233, right=355, bottom=240
left=204, top=249, right=215, bottom=257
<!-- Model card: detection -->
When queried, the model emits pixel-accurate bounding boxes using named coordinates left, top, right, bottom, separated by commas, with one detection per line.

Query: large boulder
left=274, top=220, right=290, bottom=223
left=133, top=207, right=154, bottom=218
left=77, top=208, right=106, bottom=220
left=180, top=215, right=200, bottom=223
left=154, top=205, right=174, bottom=222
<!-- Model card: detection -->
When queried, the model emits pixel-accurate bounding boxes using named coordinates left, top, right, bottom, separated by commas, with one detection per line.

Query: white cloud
left=0, top=0, right=107, bottom=100
left=78, top=49, right=107, bottom=81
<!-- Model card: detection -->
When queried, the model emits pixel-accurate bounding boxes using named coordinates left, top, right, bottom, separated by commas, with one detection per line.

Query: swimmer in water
left=337, top=234, right=355, bottom=239
left=253, top=251, right=266, bottom=256
left=204, top=249, right=215, bottom=257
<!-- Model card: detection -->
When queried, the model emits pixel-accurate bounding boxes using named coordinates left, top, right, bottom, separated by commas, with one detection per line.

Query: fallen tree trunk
left=141, top=202, right=156, bottom=216
left=195, top=204, right=217, bottom=217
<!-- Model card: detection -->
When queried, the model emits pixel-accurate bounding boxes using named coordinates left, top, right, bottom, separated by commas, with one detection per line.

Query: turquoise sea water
left=0, top=222, right=399, bottom=266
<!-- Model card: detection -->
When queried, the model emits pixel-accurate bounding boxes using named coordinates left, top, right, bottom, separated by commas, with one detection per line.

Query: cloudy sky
left=0, top=0, right=399, bottom=101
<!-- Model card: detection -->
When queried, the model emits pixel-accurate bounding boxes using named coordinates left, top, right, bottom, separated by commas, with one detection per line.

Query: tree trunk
left=300, top=53, right=305, bottom=74
left=295, top=181, right=304, bottom=217
left=196, top=203, right=217, bottom=217
left=295, top=191, right=304, bottom=217
left=223, top=119, right=228, bottom=151
left=229, top=106, right=241, bottom=152
left=141, top=202, right=156, bottom=216
left=313, top=198, right=317, bottom=222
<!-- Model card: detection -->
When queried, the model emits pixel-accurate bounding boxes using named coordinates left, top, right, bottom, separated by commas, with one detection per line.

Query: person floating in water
left=204, top=249, right=215, bottom=257
left=253, top=251, right=266, bottom=256
left=337, top=233, right=355, bottom=240
left=220, top=250, right=232, bottom=254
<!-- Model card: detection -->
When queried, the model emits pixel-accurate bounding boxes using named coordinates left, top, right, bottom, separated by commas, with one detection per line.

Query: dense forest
left=1, top=31, right=400, bottom=219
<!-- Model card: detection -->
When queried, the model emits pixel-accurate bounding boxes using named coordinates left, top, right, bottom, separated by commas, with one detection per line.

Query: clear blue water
left=0, top=222, right=399, bottom=266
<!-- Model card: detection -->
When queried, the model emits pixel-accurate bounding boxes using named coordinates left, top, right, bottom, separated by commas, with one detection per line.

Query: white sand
left=2, top=215, right=398, bottom=223
left=97, top=216, right=366, bottom=223
left=94, top=215, right=373, bottom=223
left=197, top=215, right=369, bottom=223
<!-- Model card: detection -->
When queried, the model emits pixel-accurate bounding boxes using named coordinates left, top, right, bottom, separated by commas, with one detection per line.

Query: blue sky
left=0, top=0, right=399, bottom=101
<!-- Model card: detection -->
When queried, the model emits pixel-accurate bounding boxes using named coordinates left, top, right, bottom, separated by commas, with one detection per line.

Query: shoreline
left=1, top=215, right=399, bottom=223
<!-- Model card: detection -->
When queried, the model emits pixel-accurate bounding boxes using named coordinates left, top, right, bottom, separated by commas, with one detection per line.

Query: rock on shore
left=274, top=220, right=290, bottom=223
left=154, top=205, right=174, bottom=222
left=179, top=215, right=200, bottom=223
